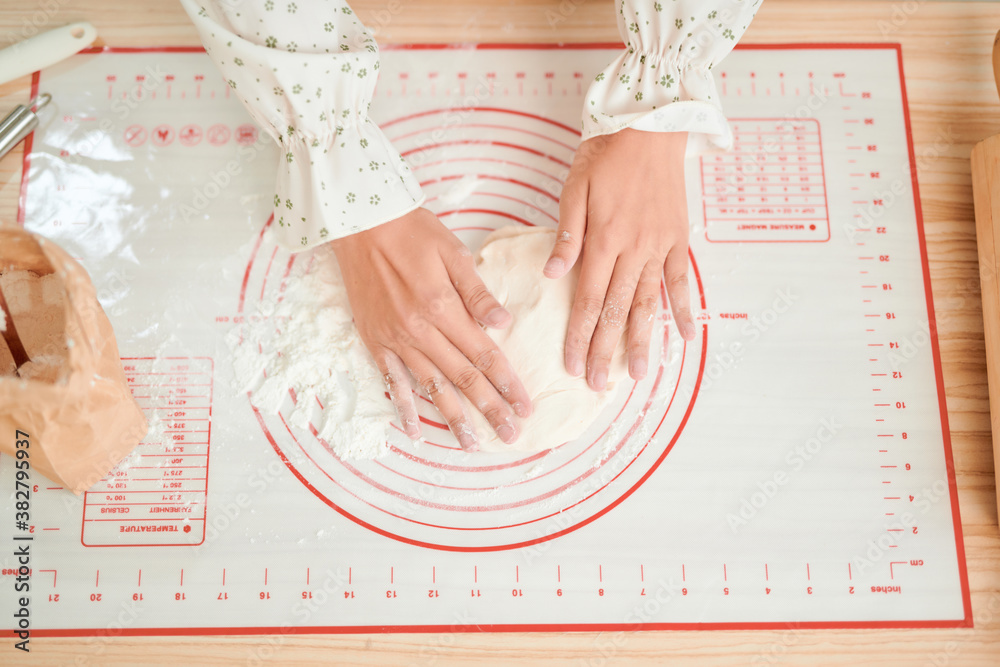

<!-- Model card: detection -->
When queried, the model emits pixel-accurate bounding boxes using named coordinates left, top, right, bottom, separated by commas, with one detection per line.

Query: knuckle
left=565, top=331, right=590, bottom=353
left=631, top=294, right=659, bottom=325
left=481, top=404, right=511, bottom=429
left=470, top=346, right=500, bottom=374
left=463, top=283, right=495, bottom=312
left=600, top=301, right=628, bottom=329
left=587, top=230, right=615, bottom=250
left=452, top=243, right=473, bottom=260
left=627, top=342, right=649, bottom=360
left=633, top=293, right=658, bottom=315
left=403, top=312, right=429, bottom=337
left=445, top=248, right=474, bottom=276
left=674, top=306, right=694, bottom=322
left=420, top=375, right=447, bottom=399
left=451, top=367, right=482, bottom=394
left=667, top=272, right=689, bottom=290
left=627, top=331, right=651, bottom=355
left=426, top=292, right=449, bottom=317
left=554, top=229, right=577, bottom=250
left=579, top=295, right=605, bottom=322
left=587, top=354, right=610, bottom=373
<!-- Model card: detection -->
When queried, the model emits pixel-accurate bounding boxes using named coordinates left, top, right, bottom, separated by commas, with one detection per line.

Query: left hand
left=544, top=128, right=696, bottom=390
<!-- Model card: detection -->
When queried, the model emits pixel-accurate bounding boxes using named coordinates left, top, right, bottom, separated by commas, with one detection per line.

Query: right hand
left=330, top=208, right=532, bottom=451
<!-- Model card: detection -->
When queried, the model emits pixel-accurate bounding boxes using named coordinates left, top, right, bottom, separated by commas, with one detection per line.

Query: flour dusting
left=228, top=245, right=395, bottom=460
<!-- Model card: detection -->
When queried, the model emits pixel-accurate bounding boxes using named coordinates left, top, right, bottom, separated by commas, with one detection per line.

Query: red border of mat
left=11, top=42, right=972, bottom=635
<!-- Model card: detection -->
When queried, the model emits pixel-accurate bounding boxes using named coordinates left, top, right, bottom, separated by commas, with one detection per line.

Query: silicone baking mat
left=1, top=44, right=971, bottom=635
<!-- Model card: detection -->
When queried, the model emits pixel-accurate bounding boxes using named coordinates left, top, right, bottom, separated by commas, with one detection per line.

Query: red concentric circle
left=238, top=107, right=706, bottom=551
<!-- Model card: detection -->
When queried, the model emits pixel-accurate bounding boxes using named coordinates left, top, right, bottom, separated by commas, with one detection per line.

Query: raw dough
left=467, top=226, right=628, bottom=452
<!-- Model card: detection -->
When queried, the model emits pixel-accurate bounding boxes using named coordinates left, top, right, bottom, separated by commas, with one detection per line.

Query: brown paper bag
left=0, top=225, right=147, bottom=494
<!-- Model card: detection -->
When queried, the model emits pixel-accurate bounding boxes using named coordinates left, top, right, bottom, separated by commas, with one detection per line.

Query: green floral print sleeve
left=179, top=0, right=424, bottom=251
left=583, top=0, right=762, bottom=151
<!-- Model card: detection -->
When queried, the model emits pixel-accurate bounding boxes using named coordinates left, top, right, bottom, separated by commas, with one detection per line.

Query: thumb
left=544, top=175, right=588, bottom=279
left=446, top=249, right=511, bottom=330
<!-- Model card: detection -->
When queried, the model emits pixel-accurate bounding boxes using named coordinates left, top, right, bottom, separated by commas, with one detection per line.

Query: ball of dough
left=466, top=226, right=628, bottom=452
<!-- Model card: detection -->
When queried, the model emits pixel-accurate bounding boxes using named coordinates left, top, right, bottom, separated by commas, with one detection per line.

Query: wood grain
left=973, top=134, right=1000, bottom=560
left=0, top=1, right=998, bottom=664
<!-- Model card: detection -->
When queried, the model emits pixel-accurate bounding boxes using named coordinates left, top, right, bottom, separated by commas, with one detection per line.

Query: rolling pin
left=970, top=29, right=1000, bottom=523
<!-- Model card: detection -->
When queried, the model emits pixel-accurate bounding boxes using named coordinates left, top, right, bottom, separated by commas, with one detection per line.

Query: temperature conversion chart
left=0, top=44, right=971, bottom=635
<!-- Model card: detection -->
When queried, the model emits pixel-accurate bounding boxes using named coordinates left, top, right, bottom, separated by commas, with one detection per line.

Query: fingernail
left=512, top=401, right=532, bottom=418
left=680, top=321, right=697, bottom=340
left=543, top=257, right=564, bottom=277
left=629, top=358, right=647, bottom=380
left=590, top=369, right=608, bottom=391
left=567, top=356, right=583, bottom=377
left=457, top=424, right=478, bottom=451
left=403, top=419, right=421, bottom=440
left=496, top=421, right=517, bottom=444
left=485, top=307, right=510, bottom=328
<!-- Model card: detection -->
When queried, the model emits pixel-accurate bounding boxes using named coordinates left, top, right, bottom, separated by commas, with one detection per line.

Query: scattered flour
left=228, top=244, right=395, bottom=460
left=595, top=418, right=625, bottom=468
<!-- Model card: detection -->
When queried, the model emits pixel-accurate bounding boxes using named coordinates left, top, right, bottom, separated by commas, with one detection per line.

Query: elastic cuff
left=584, top=100, right=733, bottom=153
left=268, top=122, right=424, bottom=252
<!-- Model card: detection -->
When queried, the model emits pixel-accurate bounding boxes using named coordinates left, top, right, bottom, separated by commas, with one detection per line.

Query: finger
left=564, top=239, right=615, bottom=378
left=664, top=244, right=696, bottom=341
left=401, top=348, right=480, bottom=452
left=445, top=246, right=511, bottom=329
left=374, top=349, right=421, bottom=440
left=428, top=333, right=520, bottom=446
left=545, top=173, right=588, bottom=279
left=440, top=309, right=533, bottom=420
left=625, top=262, right=662, bottom=381
left=587, top=258, right=641, bottom=390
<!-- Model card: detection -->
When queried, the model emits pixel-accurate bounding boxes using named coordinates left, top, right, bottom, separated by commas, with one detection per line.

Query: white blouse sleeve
left=180, top=0, right=424, bottom=251
left=582, top=0, right=762, bottom=151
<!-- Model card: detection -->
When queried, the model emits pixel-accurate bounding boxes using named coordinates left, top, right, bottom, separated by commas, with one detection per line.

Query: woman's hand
left=331, top=208, right=532, bottom=451
left=545, top=129, right=695, bottom=389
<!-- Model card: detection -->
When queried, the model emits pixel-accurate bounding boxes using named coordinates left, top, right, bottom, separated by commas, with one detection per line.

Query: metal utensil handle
left=0, top=93, right=50, bottom=161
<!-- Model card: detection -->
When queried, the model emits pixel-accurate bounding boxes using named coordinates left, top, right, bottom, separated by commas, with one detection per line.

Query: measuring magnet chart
left=0, top=44, right=971, bottom=635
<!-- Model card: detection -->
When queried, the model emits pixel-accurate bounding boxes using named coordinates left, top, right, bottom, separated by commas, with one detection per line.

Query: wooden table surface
left=1, top=1, right=999, bottom=664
